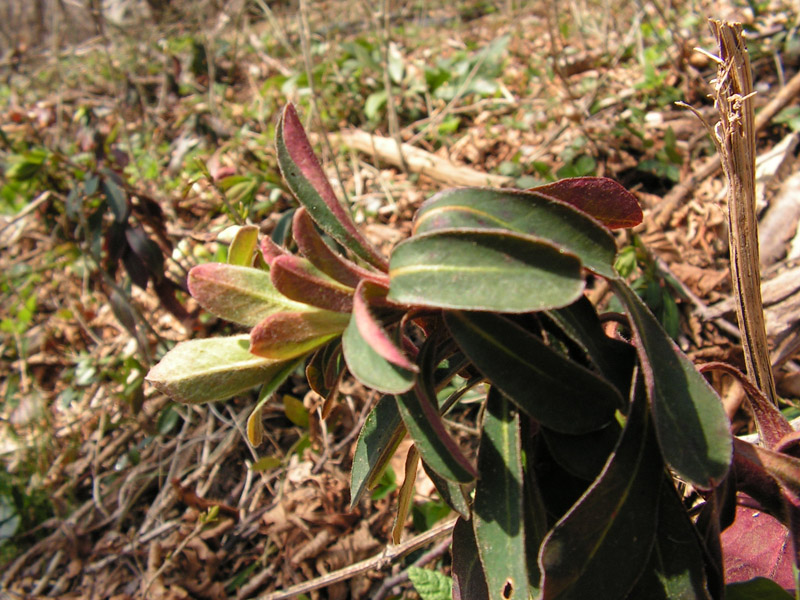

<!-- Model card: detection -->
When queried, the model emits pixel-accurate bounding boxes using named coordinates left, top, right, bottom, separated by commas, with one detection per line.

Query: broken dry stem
left=709, top=20, right=777, bottom=406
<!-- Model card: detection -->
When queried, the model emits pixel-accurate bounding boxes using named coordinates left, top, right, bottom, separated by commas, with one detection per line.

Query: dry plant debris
left=1, top=0, right=800, bottom=597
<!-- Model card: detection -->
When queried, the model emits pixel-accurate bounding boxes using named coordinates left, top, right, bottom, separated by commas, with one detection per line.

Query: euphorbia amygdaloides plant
left=148, top=104, right=800, bottom=599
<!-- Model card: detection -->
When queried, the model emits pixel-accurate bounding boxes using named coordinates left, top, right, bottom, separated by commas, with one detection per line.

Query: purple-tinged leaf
left=412, top=187, right=618, bottom=278
left=260, top=233, right=289, bottom=266
left=612, top=279, right=732, bottom=489
left=226, top=225, right=259, bottom=266
left=293, top=208, right=388, bottom=288
left=249, top=309, right=349, bottom=360
left=277, top=104, right=388, bottom=270
left=389, top=230, right=584, bottom=313
left=539, top=390, right=663, bottom=600
left=146, top=335, right=288, bottom=404
left=395, top=338, right=477, bottom=483
left=352, top=281, right=416, bottom=371
left=452, top=518, right=491, bottom=600
left=445, top=311, right=620, bottom=434
left=101, top=172, right=130, bottom=223
left=699, top=362, right=793, bottom=451
left=188, top=263, right=312, bottom=327
left=270, top=254, right=354, bottom=312
left=733, top=438, right=800, bottom=502
left=473, top=388, right=529, bottom=600
left=122, top=246, right=149, bottom=289
left=528, top=177, right=642, bottom=229
left=721, top=505, right=797, bottom=591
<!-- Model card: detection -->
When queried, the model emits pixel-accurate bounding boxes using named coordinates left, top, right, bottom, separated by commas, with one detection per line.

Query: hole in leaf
left=502, top=579, right=514, bottom=599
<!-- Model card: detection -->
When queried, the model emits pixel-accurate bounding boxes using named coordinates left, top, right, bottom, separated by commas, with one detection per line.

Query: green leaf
left=539, top=388, right=664, bottom=600
left=541, top=423, right=622, bottom=481
left=452, top=518, right=490, bottom=600
left=342, top=314, right=416, bottom=394
left=249, top=309, right=349, bottom=360
left=247, top=357, right=305, bottom=446
left=350, top=394, right=406, bottom=507
left=421, top=460, right=470, bottom=519
left=445, top=311, right=620, bottom=434
left=527, top=177, right=643, bottom=230
left=611, top=279, right=731, bottom=489
left=395, top=338, right=477, bottom=483
left=725, top=578, right=796, bottom=600
left=473, top=388, right=529, bottom=600
left=283, top=394, right=309, bottom=428
left=276, top=104, right=387, bottom=269
left=101, top=173, right=129, bottom=223
left=146, top=335, right=289, bottom=403
left=226, top=225, right=259, bottom=266
left=627, top=481, right=712, bottom=599
left=408, top=566, right=453, bottom=600
left=189, top=263, right=315, bottom=327
left=388, top=230, right=584, bottom=312
left=413, top=187, right=619, bottom=278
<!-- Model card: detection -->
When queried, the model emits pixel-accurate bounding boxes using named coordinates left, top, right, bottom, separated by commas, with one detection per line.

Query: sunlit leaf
left=388, top=230, right=584, bottom=312
left=277, top=104, right=387, bottom=269
left=527, top=177, right=642, bottom=229
left=270, top=254, right=354, bottom=312
left=226, top=225, right=259, bottom=266
left=189, top=263, right=313, bottom=327
left=413, top=187, right=618, bottom=278
left=293, top=207, right=387, bottom=287
left=250, top=309, right=349, bottom=360
left=147, top=335, right=288, bottom=404
left=473, top=388, right=529, bottom=600
left=445, top=311, right=620, bottom=433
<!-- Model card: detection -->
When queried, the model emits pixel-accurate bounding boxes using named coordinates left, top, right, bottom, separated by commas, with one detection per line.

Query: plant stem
left=709, top=20, right=777, bottom=405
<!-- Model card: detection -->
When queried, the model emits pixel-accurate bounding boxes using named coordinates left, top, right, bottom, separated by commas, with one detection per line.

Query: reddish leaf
left=260, top=235, right=289, bottom=266
left=721, top=504, right=797, bottom=591
left=278, top=104, right=387, bottom=270
left=250, top=309, right=349, bottom=360
left=293, top=208, right=388, bottom=288
left=528, top=177, right=642, bottom=229
left=270, top=255, right=354, bottom=312
left=352, top=280, right=416, bottom=371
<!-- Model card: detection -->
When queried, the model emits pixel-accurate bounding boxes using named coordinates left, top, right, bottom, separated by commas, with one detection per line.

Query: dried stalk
left=709, top=20, right=777, bottom=405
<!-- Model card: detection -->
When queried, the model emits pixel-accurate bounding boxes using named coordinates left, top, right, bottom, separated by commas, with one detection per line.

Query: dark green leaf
left=350, top=395, right=406, bottom=507
left=421, top=460, right=470, bottom=519
left=101, top=173, right=129, bottom=223
left=541, top=423, right=622, bottom=481
left=395, top=338, right=477, bottom=483
left=413, top=187, right=618, bottom=278
left=473, top=388, right=529, bottom=599
left=125, top=226, right=163, bottom=282
left=389, top=230, right=584, bottom=312
left=539, top=390, right=663, bottom=600
left=445, top=311, right=620, bottom=433
left=627, top=481, right=712, bottom=599
left=725, top=578, right=796, bottom=600
left=452, top=518, right=491, bottom=600
left=408, top=566, right=452, bottom=600
left=611, top=279, right=731, bottom=489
